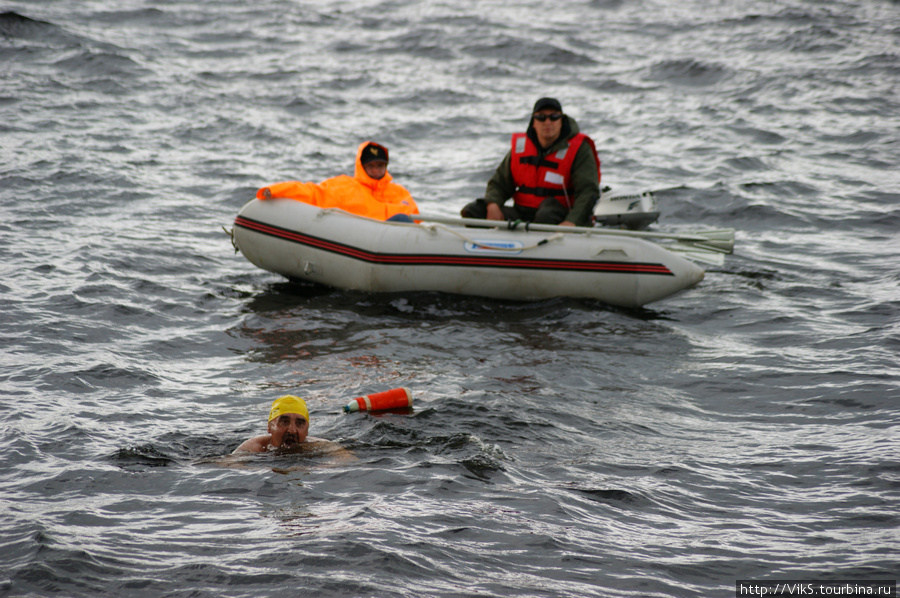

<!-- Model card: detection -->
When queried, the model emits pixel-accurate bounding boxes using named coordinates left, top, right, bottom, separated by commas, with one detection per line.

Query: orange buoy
left=344, top=387, right=413, bottom=413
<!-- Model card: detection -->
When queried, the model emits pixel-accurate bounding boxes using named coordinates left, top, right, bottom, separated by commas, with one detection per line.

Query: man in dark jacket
left=462, top=97, right=601, bottom=227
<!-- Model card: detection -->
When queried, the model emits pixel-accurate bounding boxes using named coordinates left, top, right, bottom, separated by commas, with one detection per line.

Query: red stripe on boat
left=234, top=216, right=674, bottom=276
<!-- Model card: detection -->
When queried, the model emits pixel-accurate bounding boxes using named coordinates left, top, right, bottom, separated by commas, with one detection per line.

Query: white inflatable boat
left=230, top=199, right=733, bottom=308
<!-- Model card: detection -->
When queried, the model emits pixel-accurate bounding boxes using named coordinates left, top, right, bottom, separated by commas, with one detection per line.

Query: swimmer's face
left=267, top=413, right=309, bottom=449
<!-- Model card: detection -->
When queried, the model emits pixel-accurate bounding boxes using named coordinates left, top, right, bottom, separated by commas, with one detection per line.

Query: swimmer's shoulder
left=232, top=434, right=271, bottom=454
left=305, top=436, right=356, bottom=462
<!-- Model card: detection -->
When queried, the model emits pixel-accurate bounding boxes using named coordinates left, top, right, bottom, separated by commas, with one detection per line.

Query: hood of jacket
left=526, top=113, right=580, bottom=154
left=354, top=141, right=395, bottom=192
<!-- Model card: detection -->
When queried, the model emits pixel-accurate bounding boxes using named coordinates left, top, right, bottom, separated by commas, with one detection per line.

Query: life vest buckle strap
left=518, top=155, right=561, bottom=169
left=516, top=185, right=573, bottom=198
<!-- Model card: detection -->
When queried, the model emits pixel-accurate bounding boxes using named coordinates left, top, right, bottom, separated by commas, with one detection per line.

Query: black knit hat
left=532, top=97, right=562, bottom=113
left=361, top=143, right=389, bottom=165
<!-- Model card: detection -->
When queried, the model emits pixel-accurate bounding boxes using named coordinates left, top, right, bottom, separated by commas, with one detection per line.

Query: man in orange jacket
left=256, top=141, right=419, bottom=221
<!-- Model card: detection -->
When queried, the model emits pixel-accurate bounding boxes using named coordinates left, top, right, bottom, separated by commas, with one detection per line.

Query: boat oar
left=413, top=214, right=735, bottom=254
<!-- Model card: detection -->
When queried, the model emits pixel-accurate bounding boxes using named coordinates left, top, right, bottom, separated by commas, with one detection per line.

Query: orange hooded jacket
left=256, top=141, right=419, bottom=221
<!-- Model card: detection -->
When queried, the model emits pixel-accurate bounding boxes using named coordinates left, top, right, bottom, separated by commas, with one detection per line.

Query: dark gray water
left=1, top=1, right=898, bottom=596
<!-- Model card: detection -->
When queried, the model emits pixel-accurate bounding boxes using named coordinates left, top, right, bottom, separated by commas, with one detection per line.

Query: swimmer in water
left=233, top=395, right=350, bottom=459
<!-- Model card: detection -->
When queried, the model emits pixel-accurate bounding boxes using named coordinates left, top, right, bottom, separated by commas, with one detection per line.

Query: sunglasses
left=533, top=113, right=562, bottom=122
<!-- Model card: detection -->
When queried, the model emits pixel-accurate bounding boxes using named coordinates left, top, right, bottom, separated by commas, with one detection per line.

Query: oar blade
left=667, top=243, right=726, bottom=266
left=687, top=229, right=735, bottom=254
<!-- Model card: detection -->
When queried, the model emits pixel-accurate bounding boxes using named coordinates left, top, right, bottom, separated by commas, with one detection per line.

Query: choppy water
left=1, top=1, right=898, bottom=596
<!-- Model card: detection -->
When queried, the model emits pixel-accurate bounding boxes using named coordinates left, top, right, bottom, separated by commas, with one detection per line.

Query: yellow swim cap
left=268, top=395, right=309, bottom=422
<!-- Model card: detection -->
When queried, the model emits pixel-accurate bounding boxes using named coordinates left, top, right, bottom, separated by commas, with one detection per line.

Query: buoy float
left=344, top=387, right=413, bottom=413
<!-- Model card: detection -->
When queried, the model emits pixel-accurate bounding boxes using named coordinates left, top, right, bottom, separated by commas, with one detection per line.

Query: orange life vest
left=510, top=132, right=599, bottom=209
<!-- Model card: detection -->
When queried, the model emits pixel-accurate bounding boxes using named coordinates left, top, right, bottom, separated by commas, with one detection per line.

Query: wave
left=0, top=11, right=69, bottom=42
left=646, top=59, right=731, bottom=87
left=53, top=51, right=146, bottom=78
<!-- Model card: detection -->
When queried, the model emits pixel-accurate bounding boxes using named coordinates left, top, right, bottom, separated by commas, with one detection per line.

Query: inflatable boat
left=230, top=198, right=733, bottom=308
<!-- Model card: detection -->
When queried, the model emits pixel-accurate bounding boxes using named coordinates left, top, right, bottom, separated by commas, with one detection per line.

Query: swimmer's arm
left=206, top=435, right=270, bottom=468
left=232, top=434, right=271, bottom=454
left=307, top=437, right=357, bottom=463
